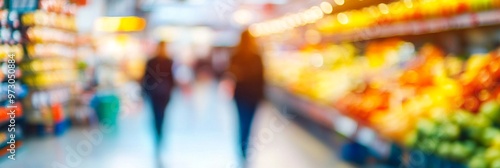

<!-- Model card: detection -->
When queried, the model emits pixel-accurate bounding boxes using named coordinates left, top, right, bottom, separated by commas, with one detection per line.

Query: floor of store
left=0, top=80, right=352, bottom=168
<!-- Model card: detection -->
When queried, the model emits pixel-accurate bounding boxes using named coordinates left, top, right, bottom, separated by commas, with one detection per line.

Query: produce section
left=258, top=0, right=500, bottom=167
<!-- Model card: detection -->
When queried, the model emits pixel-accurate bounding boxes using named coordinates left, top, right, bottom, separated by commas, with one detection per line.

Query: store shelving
left=325, top=9, right=500, bottom=43
left=267, top=85, right=380, bottom=145
left=268, top=85, right=469, bottom=167
left=17, top=0, right=79, bottom=136
left=0, top=0, right=32, bottom=159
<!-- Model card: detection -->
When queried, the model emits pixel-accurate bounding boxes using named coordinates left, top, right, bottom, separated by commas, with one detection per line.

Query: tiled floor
left=0, top=80, right=352, bottom=168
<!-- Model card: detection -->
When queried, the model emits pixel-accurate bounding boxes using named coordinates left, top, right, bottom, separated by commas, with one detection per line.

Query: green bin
left=92, top=92, right=120, bottom=126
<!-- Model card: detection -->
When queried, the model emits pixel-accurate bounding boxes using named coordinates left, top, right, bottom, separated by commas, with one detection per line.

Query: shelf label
left=333, top=114, right=357, bottom=138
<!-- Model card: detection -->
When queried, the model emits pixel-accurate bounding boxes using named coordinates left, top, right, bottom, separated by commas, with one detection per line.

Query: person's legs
left=151, top=96, right=170, bottom=145
left=235, top=99, right=258, bottom=159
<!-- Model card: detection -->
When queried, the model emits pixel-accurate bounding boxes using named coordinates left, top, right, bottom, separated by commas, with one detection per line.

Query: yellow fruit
left=466, top=54, right=490, bottom=72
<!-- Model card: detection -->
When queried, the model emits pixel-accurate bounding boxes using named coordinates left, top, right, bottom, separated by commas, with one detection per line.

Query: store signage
left=72, top=0, right=86, bottom=6
left=95, top=16, right=146, bottom=32
left=7, top=0, right=38, bottom=13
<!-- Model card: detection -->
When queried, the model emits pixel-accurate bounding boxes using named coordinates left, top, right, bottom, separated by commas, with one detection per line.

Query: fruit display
left=266, top=38, right=500, bottom=165
left=258, top=0, right=500, bottom=166
left=315, top=0, right=498, bottom=35
left=261, top=11, right=500, bottom=168
left=251, top=0, right=500, bottom=40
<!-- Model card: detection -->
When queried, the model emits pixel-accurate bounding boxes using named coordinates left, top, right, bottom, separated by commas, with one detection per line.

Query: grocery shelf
left=0, top=116, right=22, bottom=128
left=0, top=141, right=22, bottom=160
left=325, top=10, right=500, bottom=43
left=267, top=85, right=467, bottom=167
left=0, top=104, right=23, bottom=127
left=266, top=85, right=387, bottom=149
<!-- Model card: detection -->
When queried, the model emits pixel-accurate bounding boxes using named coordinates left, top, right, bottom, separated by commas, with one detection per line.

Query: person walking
left=226, top=30, right=265, bottom=161
left=142, top=41, right=176, bottom=147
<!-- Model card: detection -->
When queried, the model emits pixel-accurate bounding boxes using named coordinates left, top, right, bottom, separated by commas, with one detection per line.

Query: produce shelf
left=267, top=85, right=467, bottom=167
left=325, top=10, right=500, bottom=43
left=267, top=85, right=386, bottom=149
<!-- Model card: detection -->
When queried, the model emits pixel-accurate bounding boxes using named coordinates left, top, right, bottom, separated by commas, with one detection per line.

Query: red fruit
left=488, top=59, right=500, bottom=78
left=462, top=96, right=481, bottom=113
left=457, top=2, right=470, bottom=13
left=477, top=70, right=494, bottom=88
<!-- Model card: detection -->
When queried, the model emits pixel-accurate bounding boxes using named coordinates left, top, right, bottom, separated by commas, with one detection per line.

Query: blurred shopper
left=226, top=30, right=265, bottom=160
left=142, top=41, right=176, bottom=146
left=194, top=58, right=214, bottom=82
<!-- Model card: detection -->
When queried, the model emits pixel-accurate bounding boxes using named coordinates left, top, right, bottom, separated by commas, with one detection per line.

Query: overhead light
left=378, top=3, right=389, bottom=14
left=404, top=0, right=413, bottom=8
left=337, top=12, right=348, bottom=24
left=233, top=9, right=253, bottom=25
left=333, top=0, right=344, bottom=6
left=249, top=24, right=261, bottom=36
left=320, top=2, right=333, bottom=14
left=310, top=53, right=324, bottom=67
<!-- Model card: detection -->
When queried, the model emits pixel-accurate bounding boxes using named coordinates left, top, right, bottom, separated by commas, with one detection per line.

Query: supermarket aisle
left=0, top=80, right=352, bottom=168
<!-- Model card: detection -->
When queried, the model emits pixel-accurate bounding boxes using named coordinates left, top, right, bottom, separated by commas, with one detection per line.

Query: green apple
left=452, top=109, right=473, bottom=126
left=479, top=100, right=500, bottom=124
left=437, top=141, right=452, bottom=158
left=417, top=119, right=438, bottom=137
left=492, top=158, right=500, bottom=168
left=492, top=135, right=500, bottom=148
left=474, top=147, right=487, bottom=159
left=482, top=128, right=500, bottom=146
left=469, top=115, right=493, bottom=128
left=485, top=147, right=500, bottom=163
left=418, top=139, right=439, bottom=153
left=463, top=140, right=477, bottom=156
left=451, top=142, right=472, bottom=160
left=438, top=123, right=460, bottom=140
left=465, top=126, right=485, bottom=142
left=469, top=155, right=488, bottom=168
left=466, top=115, right=492, bottom=141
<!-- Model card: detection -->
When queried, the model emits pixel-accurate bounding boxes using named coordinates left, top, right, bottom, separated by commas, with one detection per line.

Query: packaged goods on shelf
left=16, top=0, right=81, bottom=136
left=21, top=10, right=77, bottom=31
left=26, top=26, right=77, bottom=45
left=20, top=58, right=76, bottom=72
left=0, top=44, right=23, bottom=60
left=23, top=86, right=72, bottom=135
left=0, top=5, right=28, bottom=158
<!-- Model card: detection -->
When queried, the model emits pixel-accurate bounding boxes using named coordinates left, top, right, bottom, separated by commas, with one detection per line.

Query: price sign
left=333, top=114, right=357, bottom=138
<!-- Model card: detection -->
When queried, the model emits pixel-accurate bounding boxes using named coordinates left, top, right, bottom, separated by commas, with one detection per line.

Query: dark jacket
left=228, top=51, right=265, bottom=103
left=142, top=56, right=175, bottom=98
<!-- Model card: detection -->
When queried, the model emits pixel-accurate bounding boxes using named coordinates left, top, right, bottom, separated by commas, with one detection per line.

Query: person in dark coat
left=227, top=30, right=265, bottom=160
left=142, top=41, right=175, bottom=146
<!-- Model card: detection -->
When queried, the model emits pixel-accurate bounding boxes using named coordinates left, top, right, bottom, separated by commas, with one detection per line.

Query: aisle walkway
left=0, top=80, right=352, bottom=168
